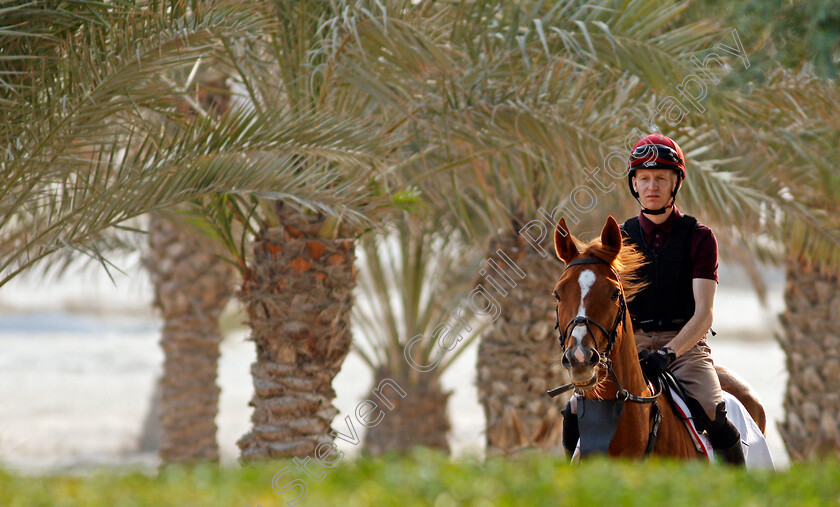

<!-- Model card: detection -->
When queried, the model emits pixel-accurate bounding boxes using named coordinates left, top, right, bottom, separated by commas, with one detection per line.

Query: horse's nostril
left=561, top=350, right=572, bottom=368
left=588, top=350, right=600, bottom=366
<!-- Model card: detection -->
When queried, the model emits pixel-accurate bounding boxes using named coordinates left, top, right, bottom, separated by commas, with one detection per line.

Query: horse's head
left=552, top=216, right=626, bottom=390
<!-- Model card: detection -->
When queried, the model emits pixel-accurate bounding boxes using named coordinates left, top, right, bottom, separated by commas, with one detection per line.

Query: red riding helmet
left=626, top=133, right=686, bottom=214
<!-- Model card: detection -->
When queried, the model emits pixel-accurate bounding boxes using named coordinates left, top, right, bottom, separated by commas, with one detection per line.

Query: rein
left=545, top=255, right=663, bottom=456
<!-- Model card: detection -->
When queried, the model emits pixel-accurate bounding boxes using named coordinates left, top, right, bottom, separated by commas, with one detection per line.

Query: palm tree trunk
left=237, top=204, right=355, bottom=461
left=147, top=214, right=237, bottom=463
left=362, top=368, right=451, bottom=455
left=137, top=375, right=163, bottom=453
left=477, top=229, right=570, bottom=454
left=777, top=256, right=840, bottom=460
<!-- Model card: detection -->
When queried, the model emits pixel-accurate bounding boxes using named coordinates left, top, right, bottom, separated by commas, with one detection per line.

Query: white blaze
left=571, top=269, right=596, bottom=361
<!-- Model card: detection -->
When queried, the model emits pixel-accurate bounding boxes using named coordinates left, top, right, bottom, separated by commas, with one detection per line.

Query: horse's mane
left=572, top=237, right=648, bottom=301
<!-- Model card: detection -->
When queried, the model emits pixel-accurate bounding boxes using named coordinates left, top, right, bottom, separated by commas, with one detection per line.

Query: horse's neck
left=586, top=321, right=649, bottom=401
left=612, top=325, right=649, bottom=395
left=591, top=319, right=656, bottom=456
left=608, top=323, right=702, bottom=458
left=582, top=310, right=699, bottom=457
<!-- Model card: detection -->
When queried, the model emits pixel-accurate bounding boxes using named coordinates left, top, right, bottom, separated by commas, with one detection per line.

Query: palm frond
left=0, top=100, right=400, bottom=286
left=352, top=212, right=485, bottom=383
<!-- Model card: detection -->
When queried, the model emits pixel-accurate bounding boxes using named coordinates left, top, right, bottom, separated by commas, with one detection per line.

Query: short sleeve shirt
left=637, top=206, right=719, bottom=282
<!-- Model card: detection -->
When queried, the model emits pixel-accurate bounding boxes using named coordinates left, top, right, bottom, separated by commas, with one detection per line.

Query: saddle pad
left=668, top=386, right=713, bottom=460
left=720, top=391, right=775, bottom=469
left=670, top=387, right=775, bottom=469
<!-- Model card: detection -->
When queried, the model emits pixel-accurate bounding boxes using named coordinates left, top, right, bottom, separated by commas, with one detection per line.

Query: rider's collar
left=640, top=205, right=681, bottom=234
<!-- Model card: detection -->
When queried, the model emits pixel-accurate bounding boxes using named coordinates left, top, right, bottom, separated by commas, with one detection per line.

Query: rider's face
left=633, top=169, right=676, bottom=209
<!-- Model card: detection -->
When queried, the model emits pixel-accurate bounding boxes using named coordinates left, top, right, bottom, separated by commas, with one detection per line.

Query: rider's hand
left=638, top=346, right=676, bottom=380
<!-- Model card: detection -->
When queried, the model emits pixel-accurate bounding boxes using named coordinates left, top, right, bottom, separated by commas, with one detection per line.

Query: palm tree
left=294, top=1, right=631, bottom=455
left=352, top=213, right=485, bottom=454
left=750, top=76, right=840, bottom=460
left=413, top=1, right=733, bottom=455
left=0, top=2, right=405, bottom=466
left=147, top=212, right=237, bottom=463
left=234, top=201, right=367, bottom=460
left=778, top=254, right=840, bottom=461
left=0, top=2, right=389, bottom=287
left=195, top=1, right=405, bottom=461
left=139, top=61, right=243, bottom=464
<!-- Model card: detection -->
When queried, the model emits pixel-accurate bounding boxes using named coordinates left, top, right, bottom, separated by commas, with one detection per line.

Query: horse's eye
left=553, top=290, right=561, bottom=302
left=610, top=289, right=620, bottom=301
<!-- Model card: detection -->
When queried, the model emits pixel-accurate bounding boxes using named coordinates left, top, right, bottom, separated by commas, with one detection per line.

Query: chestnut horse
left=549, top=216, right=765, bottom=459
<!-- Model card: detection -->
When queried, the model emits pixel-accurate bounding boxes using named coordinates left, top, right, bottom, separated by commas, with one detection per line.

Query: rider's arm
left=665, top=278, right=716, bottom=357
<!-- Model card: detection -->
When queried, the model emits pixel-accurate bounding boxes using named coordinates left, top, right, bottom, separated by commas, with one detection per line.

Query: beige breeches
left=634, top=330, right=722, bottom=421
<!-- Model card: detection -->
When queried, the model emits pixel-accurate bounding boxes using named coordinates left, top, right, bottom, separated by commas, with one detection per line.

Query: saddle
left=652, top=369, right=711, bottom=456
left=655, top=370, right=692, bottom=423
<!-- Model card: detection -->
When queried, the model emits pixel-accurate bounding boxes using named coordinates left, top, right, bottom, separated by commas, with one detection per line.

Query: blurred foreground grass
left=2, top=450, right=839, bottom=506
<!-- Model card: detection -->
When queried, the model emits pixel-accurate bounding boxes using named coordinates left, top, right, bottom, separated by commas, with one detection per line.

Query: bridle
left=556, top=257, right=626, bottom=360
left=546, top=254, right=663, bottom=456
left=547, top=256, right=661, bottom=405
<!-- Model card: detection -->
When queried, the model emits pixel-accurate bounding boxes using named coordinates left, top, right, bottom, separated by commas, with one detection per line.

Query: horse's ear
left=554, top=218, right=578, bottom=263
left=600, top=216, right=622, bottom=260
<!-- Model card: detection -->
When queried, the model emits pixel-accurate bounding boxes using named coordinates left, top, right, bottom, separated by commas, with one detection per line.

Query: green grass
left=2, top=451, right=839, bottom=506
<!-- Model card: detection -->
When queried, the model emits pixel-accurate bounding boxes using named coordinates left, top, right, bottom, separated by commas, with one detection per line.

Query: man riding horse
left=561, top=133, right=746, bottom=465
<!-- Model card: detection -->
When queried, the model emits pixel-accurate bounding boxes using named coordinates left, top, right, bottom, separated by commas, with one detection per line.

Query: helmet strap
left=637, top=197, right=674, bottom=216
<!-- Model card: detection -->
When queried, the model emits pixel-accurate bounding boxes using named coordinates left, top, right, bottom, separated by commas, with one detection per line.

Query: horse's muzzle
left=562, top=345, right=601, bottom=386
